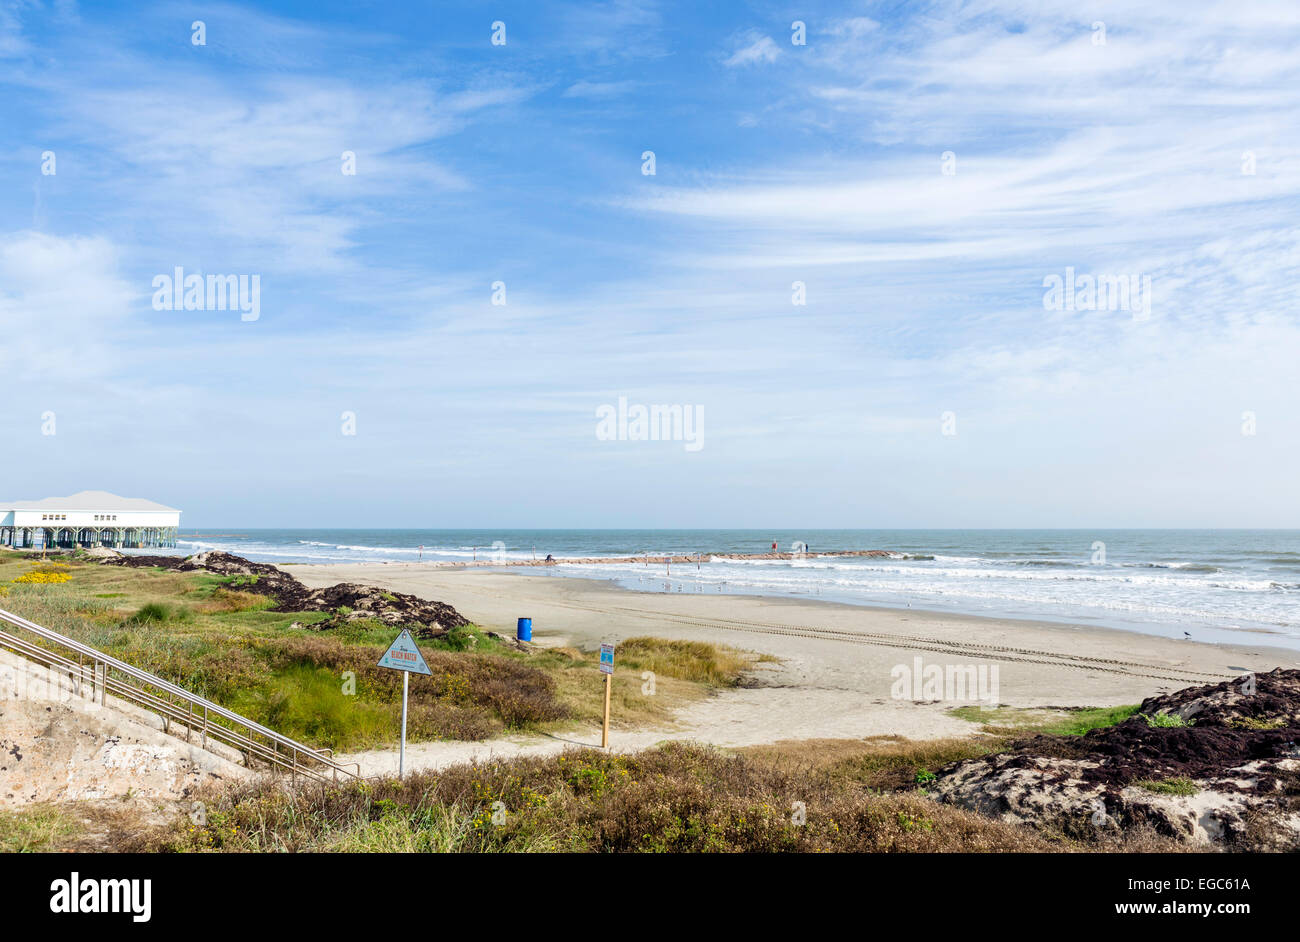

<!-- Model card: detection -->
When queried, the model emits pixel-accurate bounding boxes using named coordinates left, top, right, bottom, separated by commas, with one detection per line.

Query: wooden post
left=601, top=673, right=611, bottom=749
left=399, top=669, right=409, bottom=779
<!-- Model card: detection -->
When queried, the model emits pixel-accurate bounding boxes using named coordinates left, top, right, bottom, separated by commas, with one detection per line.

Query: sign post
left=599, top=642, right=615, bottom=749
left=377, top=629, right=432, bottom=778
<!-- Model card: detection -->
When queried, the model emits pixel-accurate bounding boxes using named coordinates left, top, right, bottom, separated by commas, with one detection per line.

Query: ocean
left=164, top=529, right=1300, bottom=649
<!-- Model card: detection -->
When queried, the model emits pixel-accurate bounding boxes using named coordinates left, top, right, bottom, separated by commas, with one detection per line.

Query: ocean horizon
left=158, top=528, right=1300, bottom=650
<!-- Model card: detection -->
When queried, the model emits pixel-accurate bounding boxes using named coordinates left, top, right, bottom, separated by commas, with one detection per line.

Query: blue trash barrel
left=517, top=617, right=532, bottom=641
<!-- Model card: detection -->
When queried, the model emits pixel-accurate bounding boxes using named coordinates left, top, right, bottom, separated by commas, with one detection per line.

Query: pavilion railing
left=0, top=606, right=359, bottom=784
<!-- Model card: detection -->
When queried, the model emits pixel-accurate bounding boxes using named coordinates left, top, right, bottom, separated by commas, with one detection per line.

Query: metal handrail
left=0, top=606, right=359, bottom=783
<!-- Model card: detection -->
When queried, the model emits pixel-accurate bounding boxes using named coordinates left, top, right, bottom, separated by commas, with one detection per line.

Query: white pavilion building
left=0, top=491, right=181, bottom=550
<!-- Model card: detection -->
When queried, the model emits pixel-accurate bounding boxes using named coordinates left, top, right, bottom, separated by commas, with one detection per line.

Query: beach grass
left=612, top=636, right=752, bottom=686
left=0, top=804, right=76, bottom=853
left=0, top=800, right=80, bottom=852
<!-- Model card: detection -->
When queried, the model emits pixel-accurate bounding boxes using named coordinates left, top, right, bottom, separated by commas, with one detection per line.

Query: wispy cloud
left=563, top=79, right=644, bottom=98
left=723, top=31, right=781, bottom=67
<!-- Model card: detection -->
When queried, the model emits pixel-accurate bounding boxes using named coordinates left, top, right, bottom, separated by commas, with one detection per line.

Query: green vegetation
left=612, top=637, right=751, bottom=687
left=0, top=549, right=756, bottom=752
left=1228, top=716, right=1286, bottom=730
left=129, top=601, right=192, bottom=625
left=950, top=703, right=1140, bottom=736
left=0, top=805, right=75, bottom=852
left=143, top=742, right=1064, bottom=853
left=1134, top=777, right=1199, bottom=797
left=1141, top=711, right=1190, bottom=728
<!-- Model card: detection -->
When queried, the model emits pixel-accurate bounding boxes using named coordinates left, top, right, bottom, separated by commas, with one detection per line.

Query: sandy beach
left=288, top=562, right=1300, bottom=775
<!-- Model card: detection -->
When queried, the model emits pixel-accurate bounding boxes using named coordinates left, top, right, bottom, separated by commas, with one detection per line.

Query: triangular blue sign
left=377, top=629, right=432, bottom=675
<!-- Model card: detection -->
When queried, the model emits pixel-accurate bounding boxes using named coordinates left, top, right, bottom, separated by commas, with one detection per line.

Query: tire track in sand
left=541, top=599, right=1228, bottom=685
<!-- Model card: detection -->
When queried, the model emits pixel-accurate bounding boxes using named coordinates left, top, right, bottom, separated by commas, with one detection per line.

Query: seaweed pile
left=932, top=669, right=1300, bottom=848
left=99, top=550, right=469, bottom=638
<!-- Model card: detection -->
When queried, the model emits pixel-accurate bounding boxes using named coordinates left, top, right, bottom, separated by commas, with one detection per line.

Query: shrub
left=128, top=602, right=190, bottom=624
left=147, top=742, right=1061, bottom=854
left=12, top=571, right=71, bottom=585
left=256, top=636, right=568, bottom=744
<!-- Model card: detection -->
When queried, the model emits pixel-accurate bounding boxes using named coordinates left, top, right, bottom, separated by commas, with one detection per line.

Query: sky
left=1, top=0, right=1298, bottom=528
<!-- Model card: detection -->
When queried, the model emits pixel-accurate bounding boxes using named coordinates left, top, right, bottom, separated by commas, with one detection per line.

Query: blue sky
left=2, top=0, right=1299, bottom=527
